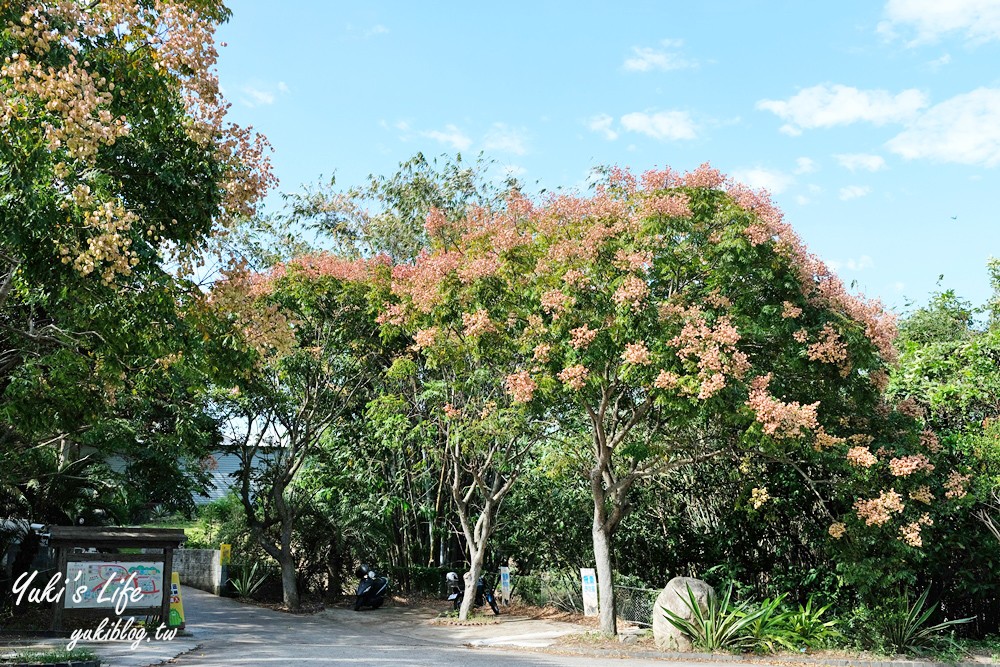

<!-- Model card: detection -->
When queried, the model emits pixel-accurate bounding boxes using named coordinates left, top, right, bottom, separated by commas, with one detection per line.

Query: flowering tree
left=378, top=209, right=549, bottom=620
left=383, top=164, right=910, bottom=634
left=212, top=254, right=390, bottom=610
left=0, top=1, right=274, bottom=520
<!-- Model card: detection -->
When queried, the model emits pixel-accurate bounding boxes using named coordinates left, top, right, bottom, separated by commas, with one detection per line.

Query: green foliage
left=9, top=647, right=98, bottom=664
left=782, top=595, right=841, bottom=648
left=229, top=561, right=270, bottom=599
left=859, top=588, right=975, bottom=654
left=661, top=584, right=768, bottom=652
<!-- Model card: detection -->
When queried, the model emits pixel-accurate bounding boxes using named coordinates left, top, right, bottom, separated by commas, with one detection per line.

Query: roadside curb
left=512, top=644, right=995, bottom=667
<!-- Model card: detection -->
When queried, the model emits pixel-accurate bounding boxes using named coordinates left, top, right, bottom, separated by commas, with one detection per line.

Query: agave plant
left=661, top=583, right=773, bottom=652
left=229, top=561, right=269, bottom=598
left=877, top=588, right=975, bottom=654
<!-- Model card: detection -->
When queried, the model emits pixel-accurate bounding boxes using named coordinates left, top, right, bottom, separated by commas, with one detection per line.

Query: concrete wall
left=144, top=548, right=223, bottom=595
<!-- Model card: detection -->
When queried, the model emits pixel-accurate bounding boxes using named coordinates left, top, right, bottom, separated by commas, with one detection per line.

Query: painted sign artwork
left=64, top=561, right=164, bottom=609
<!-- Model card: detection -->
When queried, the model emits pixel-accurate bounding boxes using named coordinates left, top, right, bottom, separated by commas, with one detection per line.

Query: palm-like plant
left=661, top=583, right=772, bottom=652
left=877, top=588, right=975, bottom=654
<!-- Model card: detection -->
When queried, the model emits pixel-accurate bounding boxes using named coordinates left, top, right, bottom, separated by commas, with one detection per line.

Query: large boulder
left=652, top=576, right=715, bottom=651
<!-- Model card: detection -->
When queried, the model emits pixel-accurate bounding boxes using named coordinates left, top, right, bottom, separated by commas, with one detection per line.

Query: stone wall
left=144, top=548, right=223, bottom=595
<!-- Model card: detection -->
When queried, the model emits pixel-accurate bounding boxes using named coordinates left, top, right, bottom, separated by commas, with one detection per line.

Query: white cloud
left=928, top=53, right=952, bottom=70
left=421, top=124, right=472, bottom=151
left=483, top=123, right=528, bottom=155
left=731, top=167, right=794, bottom=194
left=394, top=120, right=410, bottom=132
left=826, top=255, right=873, bottom=272
left=880, top=0, right=1000, bottom=44
left=242, top=86, right=274, bottom=106
left=835, top=153, right=887, bottom=171
left=839, top=185, right=871, bottom=200
left=587, top=114, right=619, bottom=141
left=364, top=24, right=389, bottom=38
left=277, top=81, right=289, bottom=94
left=846, top=255, right=875, bottom=271
left=794, top=157, right=817, bottom=174
left=757, top=84, right=927, bottom=133
left=620, top=111, right=697, bottom=141
left=795, top=195, right=811, bottom=205
left=886, top=88, right=1000, bottom=166
left=623, top=39, right=696, bottom=72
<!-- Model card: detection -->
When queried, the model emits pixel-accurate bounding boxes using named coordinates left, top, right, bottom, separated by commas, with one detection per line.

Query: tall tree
left=0, top=0, right=274, bottom=519
left=214, top=254, right=390, bottom=609
left=381, top=164, right=904, bottom=634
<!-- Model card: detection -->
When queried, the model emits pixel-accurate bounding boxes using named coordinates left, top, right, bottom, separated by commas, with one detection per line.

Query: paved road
left=156, top=589, right=681, bottom=667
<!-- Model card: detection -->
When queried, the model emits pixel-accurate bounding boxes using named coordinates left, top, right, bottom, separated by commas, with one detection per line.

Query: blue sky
left=216, top=1, right=1000, bottom=313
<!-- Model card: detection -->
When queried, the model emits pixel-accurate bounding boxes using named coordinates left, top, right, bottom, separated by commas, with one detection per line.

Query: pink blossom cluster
left=443, top=403, right=462, bottom=419
left=869, top=369, right=890, bottom=392
left=533, top=343, right=551, bottom=362
left=828, top=522, right=846, bottom=539
left=909, top=486, right=934, bottom=504
left=669, top=308, right=749, bottom=399
left=814, top=429, right=845, bottom=450
left=888, top=454, right=934, bottom=477
left=654, top=370, right=680, bottom=390
left=424, top=207, right=450, bottom=237
left=793, top=328, right=809, bottom=343
left=505, top=371, right=537, bottom=403
left=569, top=324, right=599, bottom=350
left=853, top=489, right=905, bottom=526
left=540, top=289, right=575, bottom=317
left=375, top=302, right=406, bottom=327
left=682, top=163, right=726, bottom=189
left=558, top=364, right=590, bottom=390
left=721, top=172, right=897, bottom=363
left=462, top=309, right=496, bottom=337
left=252, top=252, right=380, bottom=296
left=639, top=166, right=678, bottom=192
left=846, top=446, right=877, bottom=468
left=781, top=301, right=802, bottom=319
left=899, top=514, right=933, bottom=547
left=920, top=430, right=942, bottom=453
left=612, top=275, right=650, bottom=311
left=638, top=193, right=692, bottom=219
left=746, top=374, right=820, bottom=439
left=457, top=256, right=501, bottom=284
left=622, top=342, right=652, bottom=365
left=413, top=327, right=438, bottom=350
left=392, top=250, right=461, bottom=312
left=944, top=471, right=971, bottom=499
left=806, top=324, right=849, bottom=368
left=562, top=269, right=589, bottom=287
left=613, top=249, right=654, bottom=272
left=896, top=397, right=925, bottom=419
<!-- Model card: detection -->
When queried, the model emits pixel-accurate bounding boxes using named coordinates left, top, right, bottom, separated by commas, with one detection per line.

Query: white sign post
left=499, top=566, right=511, bottom=604
left=580, top=567, right=599, bottom=617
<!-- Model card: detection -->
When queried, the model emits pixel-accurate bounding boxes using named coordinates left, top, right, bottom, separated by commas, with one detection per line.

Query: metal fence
left=614, top=585, right=660, bottom=627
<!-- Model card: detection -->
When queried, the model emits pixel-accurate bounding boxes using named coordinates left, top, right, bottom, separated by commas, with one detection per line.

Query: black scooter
left=353, top=565, right=389, bottom=611
left=446, top=571, right=500, bottom=615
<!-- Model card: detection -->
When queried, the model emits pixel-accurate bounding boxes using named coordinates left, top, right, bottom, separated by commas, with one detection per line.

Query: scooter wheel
left=488, top=595, right=500, bottom=616
left=354, top=600, right=362, bottom=611
left=372, top=598, right=384, bottom=609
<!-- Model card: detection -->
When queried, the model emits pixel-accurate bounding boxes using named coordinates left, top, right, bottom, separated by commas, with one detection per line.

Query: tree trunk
left=279, top=548, right=300, bottom=610
left=459, top=547, right=485, bottom=621
left=592, top=520, right=616, bottom=635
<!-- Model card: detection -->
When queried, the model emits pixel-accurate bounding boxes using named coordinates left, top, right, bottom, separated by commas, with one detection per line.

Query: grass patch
left=4, top=647, right=98, bottom=664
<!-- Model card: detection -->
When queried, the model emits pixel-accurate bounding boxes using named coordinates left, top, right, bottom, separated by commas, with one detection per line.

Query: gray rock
left=652, top=576, right=715, bottom=651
